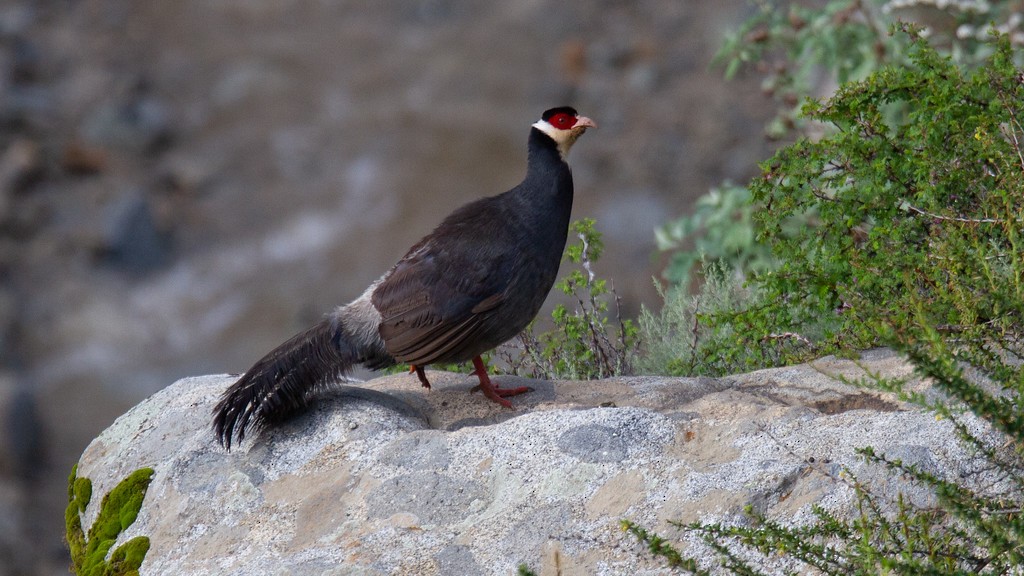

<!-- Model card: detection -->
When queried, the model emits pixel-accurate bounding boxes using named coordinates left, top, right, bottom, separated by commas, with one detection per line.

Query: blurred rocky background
left=0, top=1, right=777, bottom=573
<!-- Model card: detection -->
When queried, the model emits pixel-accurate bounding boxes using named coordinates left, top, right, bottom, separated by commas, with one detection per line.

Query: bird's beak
left=576, top=116, right=597, bottom=129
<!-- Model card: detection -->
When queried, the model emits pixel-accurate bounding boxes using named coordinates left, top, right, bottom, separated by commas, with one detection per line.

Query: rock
left=75, top=351, right=982, bottom=575
left=0, top=84, right=52, bottom=127
left=95, top=190, right=173, bottom=274
left=8, top=37, right=40, bottom=83
left=0, top=476, right=30, bottom=576
left=61, top=141, right=109, bottom=175
left=0, top=375, right=40, bottom=480
left=80, top=89, right=172, bottom=155
left=0, top=372, right=36, bottom=576
left=0, top=139, right=41, bottom=202
left=0, top=5, right=35, bottom=38
left=0, top=289, right=13, bottom=362
left=0, top=374, right=20, bottom=476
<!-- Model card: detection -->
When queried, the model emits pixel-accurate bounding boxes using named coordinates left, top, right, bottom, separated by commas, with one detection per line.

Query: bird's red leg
left=469, top=356, right=531, bottom=408
left=409, top=365, right=432, bottom=389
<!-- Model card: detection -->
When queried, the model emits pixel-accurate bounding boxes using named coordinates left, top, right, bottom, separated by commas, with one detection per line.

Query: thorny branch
left=902, top=202, right=1006, bottom=224
left=764, top=331, right=815, bottom=347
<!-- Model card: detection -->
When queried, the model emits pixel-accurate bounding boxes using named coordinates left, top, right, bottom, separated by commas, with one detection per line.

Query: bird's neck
left=524, top=128, right=572, bottom=190
left=512, top=128, right=574, bottom=247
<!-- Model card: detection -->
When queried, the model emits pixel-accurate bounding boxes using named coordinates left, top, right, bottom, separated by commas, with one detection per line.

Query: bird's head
left=532, top=106, right=597, bottom=159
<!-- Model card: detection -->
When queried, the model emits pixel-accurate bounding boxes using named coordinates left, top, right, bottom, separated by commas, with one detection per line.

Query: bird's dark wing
left=371, top=200, right=517, bottom=365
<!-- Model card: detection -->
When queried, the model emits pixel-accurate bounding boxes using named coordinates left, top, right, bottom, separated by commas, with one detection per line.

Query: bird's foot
left=409, top=365, right=432, bottom=389
left=469, top=356, right=532, bottom=408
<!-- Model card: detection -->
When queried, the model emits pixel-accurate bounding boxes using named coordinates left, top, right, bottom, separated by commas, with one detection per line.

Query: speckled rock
left=75, top=350, right=983, bottom=575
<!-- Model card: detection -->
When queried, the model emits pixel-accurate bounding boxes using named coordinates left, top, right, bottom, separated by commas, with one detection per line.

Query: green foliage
left=745, top=27, right=1024, bottom=360
left=501, top=219, right=638, bottom=380
left=627, top=26, right=1024, bottom=576
left=720, top=0, right=896, bottom=139
left=717, top=0, right=1023, bottom=139
left=66, top=464, right=155, bottom=576
left=655, top=185, right=794, bottom=286
left=661, top=0, right=1024, bottom=291
left=621, top=520, right=707, bottom=573
left=638, top=262, right=829, bottom=377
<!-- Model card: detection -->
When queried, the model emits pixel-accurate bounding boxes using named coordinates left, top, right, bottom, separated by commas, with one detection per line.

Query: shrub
left=744, top=26, right=1024, bottom=361
left=658, top=0, right=1024, bottom=291
left=637, top=262, right=831, bottom=377
left=627, top=28, right=1024, bottom=575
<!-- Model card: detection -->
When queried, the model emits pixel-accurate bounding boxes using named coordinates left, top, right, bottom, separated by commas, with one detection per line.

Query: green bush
left=627, top=27, right=1024, bottom=575
left=637, top=262, right=830, bottom=377
left=658, top=0, right=1024, bottom=291
left=717, top=0, right=1024, bottom=139
left=744, top=26, right=1023, bottom=361
left=655, top=185, right=791, bottom=287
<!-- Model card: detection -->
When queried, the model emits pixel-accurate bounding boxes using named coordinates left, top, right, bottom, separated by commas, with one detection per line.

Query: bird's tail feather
left=212, top=316, right=356, bottom=450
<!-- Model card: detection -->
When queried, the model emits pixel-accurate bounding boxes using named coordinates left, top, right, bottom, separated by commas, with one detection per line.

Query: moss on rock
left=65, top=464, right=154, bottom=576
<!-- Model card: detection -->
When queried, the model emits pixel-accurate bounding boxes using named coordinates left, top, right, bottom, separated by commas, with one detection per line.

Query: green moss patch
left=65, top=464, right=155, bottom=576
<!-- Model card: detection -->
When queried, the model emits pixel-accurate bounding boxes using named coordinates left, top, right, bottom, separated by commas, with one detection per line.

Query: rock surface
left=75, top=350, right=983, bottom=575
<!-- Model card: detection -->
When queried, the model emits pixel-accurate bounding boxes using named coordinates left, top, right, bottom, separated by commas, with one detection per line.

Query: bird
left=212, top=106, right=596, bottom=449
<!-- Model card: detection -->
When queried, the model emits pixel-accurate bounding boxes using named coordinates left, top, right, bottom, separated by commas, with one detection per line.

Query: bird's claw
left=409, top=365, right=432, bottom=389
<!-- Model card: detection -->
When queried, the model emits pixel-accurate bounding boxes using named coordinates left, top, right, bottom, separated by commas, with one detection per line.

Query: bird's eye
left=549, top=113, right=577, bottom=130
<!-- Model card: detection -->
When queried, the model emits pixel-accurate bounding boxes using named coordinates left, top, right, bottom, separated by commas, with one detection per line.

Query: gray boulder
left=75, top=349, right=978, bottom=575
